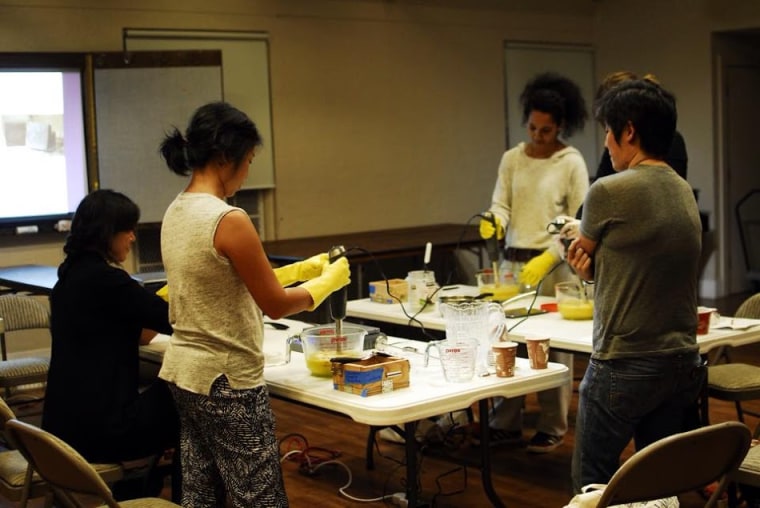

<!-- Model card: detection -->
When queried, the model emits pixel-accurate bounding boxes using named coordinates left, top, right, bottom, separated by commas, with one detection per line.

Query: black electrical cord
left=340, top=245, right=441, bottom=342
left=431, top=464, right=469, bottom=506
left=505, top=258, right=564, bottom=333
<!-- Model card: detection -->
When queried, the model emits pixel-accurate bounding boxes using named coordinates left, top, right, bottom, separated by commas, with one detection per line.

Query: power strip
left=390, top=492, right=408, bottom=507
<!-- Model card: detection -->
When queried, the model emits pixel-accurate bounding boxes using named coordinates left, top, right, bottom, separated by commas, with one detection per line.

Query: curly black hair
left=520, top=72, right=588, bottom=138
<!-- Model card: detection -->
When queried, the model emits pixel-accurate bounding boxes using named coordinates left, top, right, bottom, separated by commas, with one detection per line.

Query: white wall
left=0, top=0, right=594, bottom=268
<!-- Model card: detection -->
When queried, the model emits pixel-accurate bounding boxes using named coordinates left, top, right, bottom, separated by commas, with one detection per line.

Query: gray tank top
left=159, top=192, right=264, bottom=394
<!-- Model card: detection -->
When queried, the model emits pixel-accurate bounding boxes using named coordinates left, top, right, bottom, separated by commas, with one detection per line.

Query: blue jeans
left=571, top=352, right=705, bottom=493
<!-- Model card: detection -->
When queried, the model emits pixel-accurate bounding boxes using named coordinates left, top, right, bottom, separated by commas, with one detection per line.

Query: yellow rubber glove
left=273, top=252, right=329, bottom=287
left=156, top=284, right=169, bottom=302
left=519, top=250, right=560, bottom=287
left=301, top=257, right=351, bottom=311
left=479, top=214, right=505, bottom=240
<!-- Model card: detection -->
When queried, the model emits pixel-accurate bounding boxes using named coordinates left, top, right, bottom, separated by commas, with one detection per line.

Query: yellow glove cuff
left=273, top=263, right=301, bottom=287
left=274, top=253, right=329, bottom=287
left=155, top=284, right=169, bottom=302
left=519, top=250, right=560, bottom=286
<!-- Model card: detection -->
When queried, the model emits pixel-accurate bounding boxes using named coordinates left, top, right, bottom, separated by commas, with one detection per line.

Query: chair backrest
left=0, top=396, right=16, bottom=449
left=4, top=419, right=120, bottom=508
left=0, top=294, right=50, bottom=362
left=0, top=397, right=15, bottom=424
left=0, top=295, right=50, bottom=332
left=595, top=421, right=751, bottom=507
left=736, top=293, right=760, bottom=319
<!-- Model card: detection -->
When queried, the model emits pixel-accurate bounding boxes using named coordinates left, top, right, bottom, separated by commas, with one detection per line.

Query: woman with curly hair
left=478, top=72, right=590, bottom=453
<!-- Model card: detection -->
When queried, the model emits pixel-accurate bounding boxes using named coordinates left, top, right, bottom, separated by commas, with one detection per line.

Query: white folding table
left=345, top=293, right=760, bottom=355
left=141, top=318, right=569, bottom=507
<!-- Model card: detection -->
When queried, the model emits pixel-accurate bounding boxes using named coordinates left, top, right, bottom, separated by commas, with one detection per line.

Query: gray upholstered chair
left=5, top=418, right=178, bottom=507
left=0, top=294, right=51, bottom=403
left=589, top=422, right=751, bottom=508
left=705, top=293, right=760, bottom=422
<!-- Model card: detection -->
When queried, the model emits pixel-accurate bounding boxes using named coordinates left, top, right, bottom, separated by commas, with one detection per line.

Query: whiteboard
left=124, top=29, right=275, bottom=190
left=93, top=50, right=223, bottom=223
left=504, top=42, right=598, bottom=172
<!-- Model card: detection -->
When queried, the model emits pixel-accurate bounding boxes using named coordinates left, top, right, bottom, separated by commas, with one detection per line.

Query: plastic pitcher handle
left=424, top=340, right=441, bottom=367
left=285, top=335, right=301, bottom=364
left=486, top=302, right=507, bottom=343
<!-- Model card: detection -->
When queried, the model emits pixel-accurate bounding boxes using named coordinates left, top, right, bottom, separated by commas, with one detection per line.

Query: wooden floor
left=4, top=291, right=757, bottom=507
left=273, top=371, right=756, bottom=508
left=272, top=291, right=759, bottom=507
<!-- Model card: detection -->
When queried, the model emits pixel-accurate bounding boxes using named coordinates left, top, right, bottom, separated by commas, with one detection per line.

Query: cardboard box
left=332, top=353, right=410, bottom=397
left=368, top=279, right=408, bottom=304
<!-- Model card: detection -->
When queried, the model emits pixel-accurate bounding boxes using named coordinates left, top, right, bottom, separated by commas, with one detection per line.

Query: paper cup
left=492, top=341, right=518, bottom=378
left=526, top=337, right=550, bottom=369
left=697, top=306, right=719, bottom=335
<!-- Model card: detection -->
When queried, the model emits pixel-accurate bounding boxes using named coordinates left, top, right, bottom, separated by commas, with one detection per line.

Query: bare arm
left=214, top=210, right=314, bottom=319
left=139, top=328, right=158, bottom=345
left=566, top=234, right=597, bottom=282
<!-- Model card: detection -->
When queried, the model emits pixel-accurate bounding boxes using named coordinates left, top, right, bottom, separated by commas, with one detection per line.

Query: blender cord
left=341, top=245, right=441, bottom=342
left=279, top=432, right=400, bottom=503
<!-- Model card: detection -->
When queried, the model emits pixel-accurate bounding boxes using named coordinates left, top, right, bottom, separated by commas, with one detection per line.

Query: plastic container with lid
left=406, top=270, right=439, bottom=313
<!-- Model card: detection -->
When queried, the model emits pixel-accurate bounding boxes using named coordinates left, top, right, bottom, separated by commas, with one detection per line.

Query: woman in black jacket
left=42, top=189, right=179, bottom=500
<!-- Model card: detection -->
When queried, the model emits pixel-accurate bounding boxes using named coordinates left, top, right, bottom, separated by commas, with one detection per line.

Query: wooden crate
left=368, top=279, right=408, bottom=304
left=331, top=353, right=410, bottom=397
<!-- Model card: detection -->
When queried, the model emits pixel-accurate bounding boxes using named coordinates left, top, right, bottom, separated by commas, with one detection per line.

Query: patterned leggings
left=169, top=377, right=288, bottom=507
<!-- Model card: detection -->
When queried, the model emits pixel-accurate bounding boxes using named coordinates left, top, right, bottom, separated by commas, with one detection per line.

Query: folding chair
left=5, top=419, right=178, bottom=507
left=0, top=295, right=51, bottom=403
left=705, top=293, right=760, bottom=423
left=592, top=422, right=750, bottom=508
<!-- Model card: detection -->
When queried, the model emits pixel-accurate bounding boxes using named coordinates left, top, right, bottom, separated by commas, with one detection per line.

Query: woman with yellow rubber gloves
left=158, top=102, right=350, bottom=507
left=478, top=72, right=589, bottom=453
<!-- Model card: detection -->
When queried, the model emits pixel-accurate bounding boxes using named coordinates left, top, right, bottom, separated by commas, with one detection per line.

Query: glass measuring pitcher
left=285, top=325, right=367, bottom=377
left=439, top=300, right=506, bottom=375
left=424, top=338, right=479, bottom=383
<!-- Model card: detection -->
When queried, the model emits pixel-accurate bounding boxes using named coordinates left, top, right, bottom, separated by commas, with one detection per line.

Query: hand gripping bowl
left=285, top=325, right=368, bottom=376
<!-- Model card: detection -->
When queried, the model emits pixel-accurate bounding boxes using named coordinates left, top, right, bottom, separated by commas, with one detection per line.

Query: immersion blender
left=483, top=212, right=501, bottom=288
left=328, top=245, right=348, bottom=340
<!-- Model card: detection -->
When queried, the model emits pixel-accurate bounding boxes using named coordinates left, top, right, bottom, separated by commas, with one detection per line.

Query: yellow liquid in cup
left=558, top=299, right=594, bottom=320
left=479, top=283, right=520, bottom=302
left=305, top=353, right=335, bottom=377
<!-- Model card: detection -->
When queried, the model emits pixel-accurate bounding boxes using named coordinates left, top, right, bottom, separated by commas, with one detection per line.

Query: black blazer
left=42, top=251, right=172, bottom=459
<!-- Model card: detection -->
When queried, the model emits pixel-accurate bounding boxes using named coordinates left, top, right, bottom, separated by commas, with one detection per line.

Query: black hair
left=595, top=79, right=677, bottom=158
left=520, top=72, right=588, bottom=138
left=159, top=101, right=263, bottom=176
left=60, top=189, right=140, bottom=273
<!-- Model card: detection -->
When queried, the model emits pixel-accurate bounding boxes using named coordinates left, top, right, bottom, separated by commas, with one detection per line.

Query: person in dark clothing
left=42, top=189, right=179, bottom=501
left=593, top=71, right=688, bottom=182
